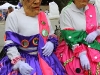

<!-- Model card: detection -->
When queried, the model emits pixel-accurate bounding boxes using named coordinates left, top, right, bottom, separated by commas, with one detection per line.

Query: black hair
left=8, top=6, right=13, bottom=9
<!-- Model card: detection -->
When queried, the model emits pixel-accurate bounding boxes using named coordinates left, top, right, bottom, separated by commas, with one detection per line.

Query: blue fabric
left=0, top=31, right=66, bottom=75
left=48, top=36, right=58, bottom=51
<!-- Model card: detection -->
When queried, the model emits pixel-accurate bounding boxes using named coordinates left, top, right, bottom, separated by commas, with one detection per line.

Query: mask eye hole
left=32, top=38, right=39, bottom=46
left=21, top=39, right=29, bottom=48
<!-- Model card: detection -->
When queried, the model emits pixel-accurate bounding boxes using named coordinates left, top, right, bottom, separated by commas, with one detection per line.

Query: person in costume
left=0, top=0, right=65, bottom=75
left=55, top=0, right=100, bottom=75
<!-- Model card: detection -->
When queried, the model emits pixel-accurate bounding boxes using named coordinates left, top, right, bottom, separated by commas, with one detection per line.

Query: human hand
left=42, top=41, right=54, bottom=56
left=85, top=31, right=98, bottom=43
left=79, top=51, right=90, bottom=70
left=13, top=61, right=33, bottom=75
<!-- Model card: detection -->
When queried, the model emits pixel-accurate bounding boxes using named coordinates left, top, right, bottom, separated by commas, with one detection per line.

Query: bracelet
left=48, top=34, right=58, bottom=51
left=11, top=56, right=25, bottom=65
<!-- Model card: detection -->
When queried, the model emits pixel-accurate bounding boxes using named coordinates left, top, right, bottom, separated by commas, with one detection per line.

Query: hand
left=42, top=41, right=54, bottom=56
left=13, top=61, right=33, bottom=75
left=85, top=30, right=99, bottom=43
left=79, top=51, right=90, bottom=70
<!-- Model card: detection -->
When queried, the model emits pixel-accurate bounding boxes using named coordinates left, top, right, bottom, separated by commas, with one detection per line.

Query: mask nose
left=34, top=0, right=40, bottom=4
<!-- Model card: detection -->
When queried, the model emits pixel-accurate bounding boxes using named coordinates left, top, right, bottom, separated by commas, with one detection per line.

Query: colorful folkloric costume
left=0, top=8, right=65, bottom=75
left=55, top=2, right=100, bottom=75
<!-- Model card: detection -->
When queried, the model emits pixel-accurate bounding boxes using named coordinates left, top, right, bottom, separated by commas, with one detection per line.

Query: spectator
left=8, top=6, right=14, bottom=14
left=0, top=13, right=3, bottom=21
left=5, top=6, right=14, bottom=20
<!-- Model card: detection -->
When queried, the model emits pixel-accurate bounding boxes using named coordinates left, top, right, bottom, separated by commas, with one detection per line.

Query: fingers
left=81, top=63, right=90, bottom=70
left=12, top=65, right=17, bottom=70
left=41, top=44, right=46, bottom=50
left=42, top=41, right=54, bottom=56
left=85, top=33, right=97, bottom=43
left=47, top=51, right=52, bottom=56
left=24, top=71, right=30, bottom=75
left=19, top=63, right=33, bottom=75
left=42, top=44, right=50, bottom=56
left=85, top=37, right=93, bottom=43
left=42, top=46, right=49, bottom=56
left=26, top=64, right=33, bottom=71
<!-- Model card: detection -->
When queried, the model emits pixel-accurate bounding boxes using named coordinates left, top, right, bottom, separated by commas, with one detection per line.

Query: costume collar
left=18, top=7, right=39, bottom=18
left=19, top=7, right=25, bottom=14
left=69, top=2, right=89, bottom=13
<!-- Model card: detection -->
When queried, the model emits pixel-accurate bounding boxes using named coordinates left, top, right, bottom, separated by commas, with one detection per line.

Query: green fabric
left=61, top=30, right=100, bottom=50
left=68, top=0, right=73, bottom=5
left=63, top=0, right=73, bottom=11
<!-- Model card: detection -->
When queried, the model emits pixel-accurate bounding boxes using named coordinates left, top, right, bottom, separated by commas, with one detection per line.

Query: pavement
left=0, top=21, right=5, bottom=52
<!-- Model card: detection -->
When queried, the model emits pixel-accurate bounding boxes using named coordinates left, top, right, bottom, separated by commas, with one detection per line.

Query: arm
left=60, top=8, right=81, bottom=51
left=5, top=12, right=33, bottom=75
left=60, top=8, right=73, bottom=30
left=5, top=12, right=21, bottom=61
left=85, top=5, right=100, bottom=43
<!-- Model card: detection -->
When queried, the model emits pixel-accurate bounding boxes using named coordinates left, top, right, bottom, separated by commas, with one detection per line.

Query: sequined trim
left=21, top=39, right=29, bottom=48
left=63, top=56, right=74, bottom=66
left=32, top=38, right=38, bottom=46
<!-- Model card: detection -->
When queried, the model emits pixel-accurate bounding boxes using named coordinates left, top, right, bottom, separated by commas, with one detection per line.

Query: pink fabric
left=73, top=44, right=86, bottom=57
left=33, top=72, right=36, bottom=75
left=55, top=41, right=84, bottom=75
left=55, top=41, right=100, bottom=75
left=8, top=70, right=18, bottom=75
left=55, top=4, right=100, bottom=75
left=38, top=54, right=53, bottom=75
left=38, top=11, right=50, bottom=43
left=38, top=12, right=53, bottom=75
left=85, top=4, right=97, bottom=34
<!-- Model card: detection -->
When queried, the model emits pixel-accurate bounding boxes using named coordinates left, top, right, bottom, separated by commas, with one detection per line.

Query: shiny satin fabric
left=0, top=31, right=65, bottom=75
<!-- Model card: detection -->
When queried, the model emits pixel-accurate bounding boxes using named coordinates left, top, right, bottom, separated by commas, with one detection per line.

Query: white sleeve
left=45, top=14, right=54, bottom=35
left=5, top=12, right=20, bottom=60
left=94, top=4, right=100, bottom=25
left=60, top=8, right=73, bottom=30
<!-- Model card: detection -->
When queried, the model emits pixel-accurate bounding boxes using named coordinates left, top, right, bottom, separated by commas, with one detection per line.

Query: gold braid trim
left=63, top=56, right=74, bottom=66
left=63, top=56, right=92, bottom=75
left=63, top=57, right=100, bottom=75
left=96, top=62, right=100, bottom=75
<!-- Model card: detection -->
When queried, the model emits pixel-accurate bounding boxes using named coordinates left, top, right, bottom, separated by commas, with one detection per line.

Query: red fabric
left=98, top=26, right=100, bottom=29
left=11, top=56, right=25, bottom=65
left=73, top=44, right=86, bottom=57
left=55, top=41, right=84, bottom=75
left=63, top=28, right=74, bottom=30
left=8, top=70, right=18, bottom=75
left=38, top=54, right=53, bottom=75
left=96, top=36, right=100, bottom=43
left=55, top=41, right=100, bottom=75
left=4, top=34, right=6, bottom=41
